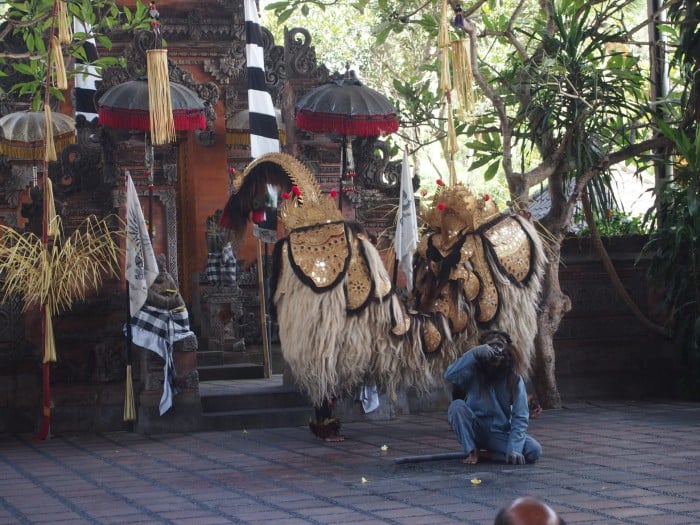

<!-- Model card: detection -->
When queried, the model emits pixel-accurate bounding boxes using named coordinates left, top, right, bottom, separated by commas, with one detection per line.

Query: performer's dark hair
left=475, top=329, right=525, bottom=400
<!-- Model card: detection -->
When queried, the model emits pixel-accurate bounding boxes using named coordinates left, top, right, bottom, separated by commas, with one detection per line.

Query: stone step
left=201, top=388, right=309, bottom=412
left=198, top=363, right=264, bottom=381
left=198, top=376, right=314, bottom=431
left=200, top=406, right=313, bottom=431
left=197, top=350, right=225, bottom=367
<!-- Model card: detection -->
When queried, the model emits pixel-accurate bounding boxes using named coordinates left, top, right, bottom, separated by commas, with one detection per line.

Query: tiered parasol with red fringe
left=97, top=77, right=206, bottom=134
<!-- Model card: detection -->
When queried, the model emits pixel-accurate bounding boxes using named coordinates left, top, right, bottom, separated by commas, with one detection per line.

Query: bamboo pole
left=256, top=240, right=272, bottom=378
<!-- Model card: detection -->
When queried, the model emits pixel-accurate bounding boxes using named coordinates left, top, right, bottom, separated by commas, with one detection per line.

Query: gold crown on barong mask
left=423, top=183, right=500, bottom=240
left=279, top=191, right=342, bottom=230
left=236, top=153, right=343, bottom=231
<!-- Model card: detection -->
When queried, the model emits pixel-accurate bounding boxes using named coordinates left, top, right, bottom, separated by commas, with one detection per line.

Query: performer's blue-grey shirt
left=444, top=346, right=529, bottom=454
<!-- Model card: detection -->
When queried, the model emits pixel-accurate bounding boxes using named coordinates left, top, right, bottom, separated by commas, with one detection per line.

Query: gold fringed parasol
left=0, top=111, right=75, bottom=161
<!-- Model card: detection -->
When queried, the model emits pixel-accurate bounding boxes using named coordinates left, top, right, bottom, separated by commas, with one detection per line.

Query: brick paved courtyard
left=1, top=400, right=699, bottom=524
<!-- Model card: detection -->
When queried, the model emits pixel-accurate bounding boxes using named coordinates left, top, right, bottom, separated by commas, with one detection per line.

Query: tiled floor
left=1, top=399, right=699, bottom=524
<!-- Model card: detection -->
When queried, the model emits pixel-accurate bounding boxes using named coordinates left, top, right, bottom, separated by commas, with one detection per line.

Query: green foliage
left=573, top=208, right=649, bottom=237
left=1, top=0, right=150, bottom=110
left=644, top=121, right=700, bottom=398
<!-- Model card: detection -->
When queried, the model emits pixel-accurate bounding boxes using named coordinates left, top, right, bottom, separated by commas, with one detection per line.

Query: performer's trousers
left=448, top=399, right=542, bottom=463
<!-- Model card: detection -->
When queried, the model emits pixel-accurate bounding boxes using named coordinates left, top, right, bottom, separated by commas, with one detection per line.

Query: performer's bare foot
left=462, top=450, right=479, bottom=464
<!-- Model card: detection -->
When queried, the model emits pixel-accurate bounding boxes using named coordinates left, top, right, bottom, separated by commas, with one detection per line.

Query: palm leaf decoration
left=0, top=215, right=123, bottom=317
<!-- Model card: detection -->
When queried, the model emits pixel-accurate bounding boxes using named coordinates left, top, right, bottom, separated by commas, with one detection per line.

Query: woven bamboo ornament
left=147, top=48, right=176, bottom=145
left=56, top=1, right=72, bottom=45
left=50, top=36, right=67, bottom=90
left=445, top=95, right=458, bottom=185
left=43, top=106, right=57, bottom=162
left=438, top=0, right=452, bottom=93
left=43, top=310, right=57, bottom=363
left=123, top=364, right=136, bottom=421
left=45, top=177, right=59, bottom=237
left=451, top=40, right=474, bottom=121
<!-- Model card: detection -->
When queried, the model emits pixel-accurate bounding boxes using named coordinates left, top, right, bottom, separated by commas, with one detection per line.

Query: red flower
left=330, top=189, right=338, bottom=198
left=282, top=192, right=291, bottom=200
left=437, top=203, right=445, bottom=211
left=436, top=179, right=445, bottom=186
left=229, top=167, right=236, bottom=175
left=484, top=194, right=490, bottom=201
left=291, top=185, right=302, bottom=197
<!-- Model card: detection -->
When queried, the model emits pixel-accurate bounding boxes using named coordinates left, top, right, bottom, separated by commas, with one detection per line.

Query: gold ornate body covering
left=412, top=184, right=546, bottom=374
left=271, top=221, right=428, bottom=406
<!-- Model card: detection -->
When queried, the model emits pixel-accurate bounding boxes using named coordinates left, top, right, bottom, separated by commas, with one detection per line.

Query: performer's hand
left=471, top=344, right=498, bottom=362
left=506, top=451, right=526, bottom=465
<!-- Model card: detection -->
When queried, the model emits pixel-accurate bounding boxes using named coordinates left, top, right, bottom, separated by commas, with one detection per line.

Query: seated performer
left=444, top=330, right=542, bottom=465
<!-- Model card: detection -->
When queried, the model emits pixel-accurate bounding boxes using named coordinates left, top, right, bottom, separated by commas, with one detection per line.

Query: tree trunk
left=532, top=241, right=570, bottom=409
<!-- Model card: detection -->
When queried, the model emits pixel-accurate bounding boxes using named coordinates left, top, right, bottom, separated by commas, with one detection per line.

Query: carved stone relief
left=284, top=28, right=330, bottom=81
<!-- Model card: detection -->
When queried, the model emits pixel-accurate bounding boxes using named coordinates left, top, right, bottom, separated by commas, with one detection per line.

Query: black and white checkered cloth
left=206, top=242, right=237, bottom=285
left=130, top=304, right=195, bottom=415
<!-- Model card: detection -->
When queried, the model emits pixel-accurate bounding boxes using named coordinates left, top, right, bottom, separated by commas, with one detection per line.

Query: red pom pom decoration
left=330, top=189, right=338, bottom=198
left=346, top=171, right=356, bottom=178
left=437, top=203, right=446, bottom=211
left=291, top=185, right=302, bottom=197
left=229, top=167, right=236, bottom=175
left=484, top=194, right=490, bottom=201
left=436, top=179, right=445, bottom=186
left=282, top=192, right=291, bottom=200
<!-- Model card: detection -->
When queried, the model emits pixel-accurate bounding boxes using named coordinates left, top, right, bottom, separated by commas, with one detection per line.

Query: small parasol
left=295, top=68, right=398, bottom=208
left=226, top=108, right=286, bottom=147
left=0, top=110, right=75, bottom=161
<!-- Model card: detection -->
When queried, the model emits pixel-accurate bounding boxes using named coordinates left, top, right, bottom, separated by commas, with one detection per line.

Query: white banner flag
left=395, top=148, right=418, bottom=291
left=125, top=173, right=158, bottom=316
